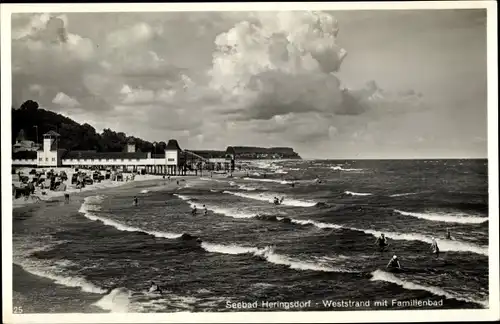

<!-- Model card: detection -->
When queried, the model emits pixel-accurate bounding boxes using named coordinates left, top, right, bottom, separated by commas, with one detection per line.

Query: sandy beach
left=11, top=168, right=254, bottom=313
left=11, top=167, right=172, bottom=209
left=11, top=173, right=199, bottom=313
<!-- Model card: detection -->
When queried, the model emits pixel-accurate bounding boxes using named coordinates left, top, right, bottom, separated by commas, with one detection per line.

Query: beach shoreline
left=11, top=174, right=199, bottom=314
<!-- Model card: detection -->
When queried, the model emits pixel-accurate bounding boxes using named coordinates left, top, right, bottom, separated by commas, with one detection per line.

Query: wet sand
left=11, top=178, right=187, bottom=314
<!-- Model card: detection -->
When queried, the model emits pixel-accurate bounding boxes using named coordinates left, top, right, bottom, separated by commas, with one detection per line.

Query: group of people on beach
left=377, top=228, right=453, bottom=270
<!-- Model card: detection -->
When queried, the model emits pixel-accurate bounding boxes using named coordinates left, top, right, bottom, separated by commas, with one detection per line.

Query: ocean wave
left=201, top=243, right=347, bottom=273
left=175, top=194, right=337, bottom=231
left=79, top=196, right=182, bottom=239
left=331, top=166, right=364, bottom=172
left=243, top=177, right=292, bottom=185
left=140, top=189, right=149, bottom=194
left=238, top=184, right=258, bottom=191
left=290, top=219, right=342, bottom=229
left=390, top=192, right=420, bottom=197
left=350, top=226, right=488, bottom=256
left=370, top=270, right=488, bottom=307
left=223, top=190, right=317, bottom=207
left=14, top=261, right=107, bottom=294
left=394, top=209, right=488, bottom=224
left=344, top=191, right=373, bottom=196
left=174, top=194, right=256, bottom=218
left=93, top=287, right=132, bottom=312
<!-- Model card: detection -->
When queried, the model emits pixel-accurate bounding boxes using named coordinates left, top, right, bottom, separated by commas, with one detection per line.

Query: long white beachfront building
left=12, top=131, right=236, bottom=175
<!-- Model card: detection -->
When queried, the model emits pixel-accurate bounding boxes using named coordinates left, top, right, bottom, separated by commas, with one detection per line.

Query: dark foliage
left=12, top=100, right=158, bottom=153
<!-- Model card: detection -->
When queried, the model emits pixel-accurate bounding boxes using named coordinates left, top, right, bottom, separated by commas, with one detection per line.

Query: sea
left=12, top=159, right=489, bottom=313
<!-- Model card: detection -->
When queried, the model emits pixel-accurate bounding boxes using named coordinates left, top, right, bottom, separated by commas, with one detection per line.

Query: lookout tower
left=37, top=130, right=61, bottom=167
left=127, top=139, right=136, bottom=153
left=165, top=139, right=182, bottom=175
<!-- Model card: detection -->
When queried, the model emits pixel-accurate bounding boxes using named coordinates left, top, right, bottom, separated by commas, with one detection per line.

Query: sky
left=11, top=9, right=488, bottom=159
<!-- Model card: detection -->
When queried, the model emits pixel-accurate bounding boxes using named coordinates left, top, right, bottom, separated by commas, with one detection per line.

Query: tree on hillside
left=20, top=100, right=39, bottom=111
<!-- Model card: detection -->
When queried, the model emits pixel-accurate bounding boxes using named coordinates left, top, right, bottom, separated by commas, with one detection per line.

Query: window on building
left=39, top=158, right=42, bottom=162
left=52, top=158, right=55, bottom=162
left=45, top=158, right=48, bottom=162
left=168, top=158, right=174, bottom=162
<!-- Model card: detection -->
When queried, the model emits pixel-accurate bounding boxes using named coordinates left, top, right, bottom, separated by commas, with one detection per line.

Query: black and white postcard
left=2, top=1, right=498, bottom=323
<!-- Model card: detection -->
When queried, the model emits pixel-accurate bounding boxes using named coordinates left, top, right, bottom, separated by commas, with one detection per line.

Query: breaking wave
left=223, top=190, right=317, bottom=207
left=14, top=261, right=106, bottom=294
left=79, top=196, right=182, bottom=239
left=331, top=166, right=363, bottom=172
left=243, top=177, right=292, bottom=185
left=238, top=184, right=258, bottom=191
left=349, top=226, right=488, bottom=256
left=201, top=243, right=348, bottom=273
left=344, top=191, right=373, bottom=196
left=371, top=270, right=488, bottom=307
left=390, top=192, right=420, bottom=197
left=93, top=287, right=132, bottom=312
left=394, top=209, right=488, bottom=224
left=174, top=194, right=256, bottom=218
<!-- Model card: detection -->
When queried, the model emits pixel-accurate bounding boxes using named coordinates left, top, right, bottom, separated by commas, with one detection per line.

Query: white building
left=12, top=133, right=235, bottom=175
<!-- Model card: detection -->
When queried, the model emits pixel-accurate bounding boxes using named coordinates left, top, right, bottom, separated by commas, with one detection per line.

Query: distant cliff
left=227, top=146, right=302, bottom=160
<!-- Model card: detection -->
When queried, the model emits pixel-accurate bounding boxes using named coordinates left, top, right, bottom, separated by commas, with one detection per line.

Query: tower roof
left=43, top=130, right=60, bottom=137
left=165, top=139, right=182, bottom=151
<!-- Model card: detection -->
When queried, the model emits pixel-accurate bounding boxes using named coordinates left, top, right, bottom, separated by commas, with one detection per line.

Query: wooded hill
left=12, top=100, right=165, bottom=153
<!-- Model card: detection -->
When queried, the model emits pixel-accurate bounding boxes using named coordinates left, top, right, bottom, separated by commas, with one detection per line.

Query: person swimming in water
left=386, top=255, right=401, bottom=269
left=431, top=237, right=440, bottom=258
left=203, top=204, right=208, bottom=215
left=192, top=205, right=197, bottom=215
left=149, top=281, right=162, bottom=294
left=133, top=196, right=138, bottom=206
left=375, top=233, right=389, bottom=251
left=446, top=228, right=452, bottom=240
left=273, top=197, right=279, bottom=205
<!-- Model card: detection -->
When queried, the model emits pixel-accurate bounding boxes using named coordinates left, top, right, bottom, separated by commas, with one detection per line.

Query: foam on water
left=349, top=226, right=488, bottom=256
left=140, top=189, right=149, bottom=194
left=174, top=194, right=256, bottom=218
left=290, top=219, right=343, bottom=229
left=238, top=184, right=258, bottom=191
left=15, top=260, right=107, bottom=294
left=243, top=177, right=292, bottom=185
left=201, top=243, right=348, bottom=273
left=93, top=287, right=132, bottom=312
left=223, top=190, right=317, bottom=207
left=79, top=196, right=182, bottom=239
left=394, top=209, right=488, bottom=224
left=331, top=166, right=364, bottom=172
left=371, top=270, right=488, bottom=307
left=390, top=192, right=420, bottom=197
left=344, top=191, right=373, bottom=196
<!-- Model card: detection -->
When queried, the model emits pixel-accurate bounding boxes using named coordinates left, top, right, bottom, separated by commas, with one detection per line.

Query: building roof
left=63, top=151, right=149, bottom=160
left=12, top=151, right=37, bottom=160
left=127, top=139, right=136, bottom=144
left=186, top=150, right=227, bottom=159
left=151, top=153, right=166, bottom=158
left=44, top=130, right=60, bottom=137
left=165, top=139, right=182, bottom=151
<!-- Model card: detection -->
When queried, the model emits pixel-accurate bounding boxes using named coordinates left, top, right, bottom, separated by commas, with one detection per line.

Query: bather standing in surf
left=375, top=234, right=389, bottom=251
left=431, top=237, right=440, bottom=258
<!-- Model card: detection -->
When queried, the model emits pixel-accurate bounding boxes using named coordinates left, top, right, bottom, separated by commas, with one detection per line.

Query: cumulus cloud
left=52, top=92, right=80, bottom=108
left=12, top=10, right=456, bottom=158
left=208, top=11, right=351, bottom=121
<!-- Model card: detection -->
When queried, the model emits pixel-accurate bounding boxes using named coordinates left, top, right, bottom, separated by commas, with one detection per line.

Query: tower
left=43, top=130, right=60, bottom=152
left=127, top=140, right=136, bottom=153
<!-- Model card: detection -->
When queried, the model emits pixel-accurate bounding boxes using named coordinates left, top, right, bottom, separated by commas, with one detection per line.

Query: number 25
left=14, top=306, right=23, bottom=314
